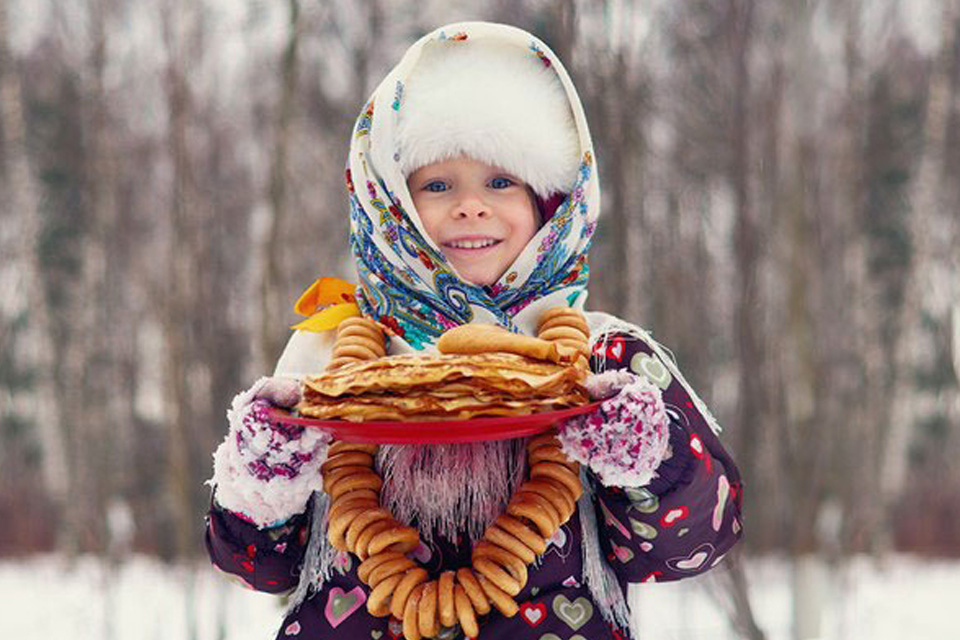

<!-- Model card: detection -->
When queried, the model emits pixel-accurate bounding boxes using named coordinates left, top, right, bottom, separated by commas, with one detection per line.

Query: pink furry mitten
left=557, top=370, right=671, bottom=487
left=210, top=377, right=331, bottom=527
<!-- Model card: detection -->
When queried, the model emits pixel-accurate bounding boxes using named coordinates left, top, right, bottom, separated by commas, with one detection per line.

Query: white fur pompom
left=397, top=40, right=580, bottom=198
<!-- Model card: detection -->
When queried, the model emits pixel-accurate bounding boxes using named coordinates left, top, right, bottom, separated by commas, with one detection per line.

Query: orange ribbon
left=291, top=277, right=361, bottom=332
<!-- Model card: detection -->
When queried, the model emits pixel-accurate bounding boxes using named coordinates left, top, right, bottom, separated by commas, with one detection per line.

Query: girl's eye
left=489, top=177, right=514, bottom=189
left=424, top=180, right=448, bottom=193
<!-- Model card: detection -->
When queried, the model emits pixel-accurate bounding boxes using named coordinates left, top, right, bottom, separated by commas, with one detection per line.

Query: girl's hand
left=557, top=371, right=672, bottom=487
left=210, top=377, right=331, bottom=527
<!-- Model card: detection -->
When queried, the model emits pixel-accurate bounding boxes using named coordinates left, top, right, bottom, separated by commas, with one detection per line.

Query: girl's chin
left=451, top=264, right=501, bottom=287
left=462, top=273, right=499, bottom=287
left=461, top=274, right=496, bottom=286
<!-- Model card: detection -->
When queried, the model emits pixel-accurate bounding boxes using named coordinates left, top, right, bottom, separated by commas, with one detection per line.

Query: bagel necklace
left=321, top=311, right=589, bottom=639
left=321, top=433, right=583, bottom=640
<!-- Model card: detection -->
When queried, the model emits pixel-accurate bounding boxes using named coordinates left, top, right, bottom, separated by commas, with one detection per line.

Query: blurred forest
left=0, top=0, right=958, bottom=635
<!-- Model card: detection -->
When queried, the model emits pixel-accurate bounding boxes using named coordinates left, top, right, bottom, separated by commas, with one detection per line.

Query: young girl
left=206, top=22, right=742, bottom=640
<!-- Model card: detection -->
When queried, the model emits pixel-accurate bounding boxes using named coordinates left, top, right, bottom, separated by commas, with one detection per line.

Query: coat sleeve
left=204, top=497, right=312, bottom=594
left=587, top=332, right=743, bottom=585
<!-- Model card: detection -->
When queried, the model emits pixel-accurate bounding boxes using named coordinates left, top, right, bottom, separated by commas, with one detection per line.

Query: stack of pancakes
left=297, top=325, right=588, bottom=422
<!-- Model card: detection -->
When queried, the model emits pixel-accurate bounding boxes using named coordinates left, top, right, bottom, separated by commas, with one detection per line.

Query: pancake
left=296, top=321, right=589, bottom=422
left=302, top=353, right=582, bottom=398
left=298, top=354, right=587, bottom=422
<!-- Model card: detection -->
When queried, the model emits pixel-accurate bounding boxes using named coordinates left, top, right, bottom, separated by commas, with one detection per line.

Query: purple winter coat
left=205, top=332, right=743, bottom=639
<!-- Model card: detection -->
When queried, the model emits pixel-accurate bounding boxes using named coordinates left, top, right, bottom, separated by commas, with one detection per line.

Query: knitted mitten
left=210, top=377, right=331, bottom=527
left=557, top=370, right=671, bottom=487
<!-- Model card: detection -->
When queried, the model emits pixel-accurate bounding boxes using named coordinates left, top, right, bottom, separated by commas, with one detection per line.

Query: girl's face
left=408, top=156, right=540, bottom=286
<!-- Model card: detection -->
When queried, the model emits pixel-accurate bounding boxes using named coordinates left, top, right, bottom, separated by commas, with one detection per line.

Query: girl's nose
left=454, top=195, right=489, bottom=219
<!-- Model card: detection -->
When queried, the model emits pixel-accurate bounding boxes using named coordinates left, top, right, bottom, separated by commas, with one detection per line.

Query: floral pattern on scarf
left=344, top=22, right=602, bottom=350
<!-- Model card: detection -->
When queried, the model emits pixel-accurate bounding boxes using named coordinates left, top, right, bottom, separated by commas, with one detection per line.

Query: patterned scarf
left=345, top=22, right=601, bottom=349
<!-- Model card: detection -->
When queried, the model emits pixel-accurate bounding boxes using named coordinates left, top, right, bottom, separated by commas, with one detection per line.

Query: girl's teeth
left=449, top=239, right=497, bottom=249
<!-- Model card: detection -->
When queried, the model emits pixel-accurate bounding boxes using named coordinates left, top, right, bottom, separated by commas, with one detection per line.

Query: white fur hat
left=396, top=39, right=580, bottom=198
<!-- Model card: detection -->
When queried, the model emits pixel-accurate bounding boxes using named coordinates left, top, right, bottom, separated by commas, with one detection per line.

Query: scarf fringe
left=578, top=471, right=633, bottom=633
left=285, top=491, right=337, bottom=616
left=377, top=441, right=526, bottom=545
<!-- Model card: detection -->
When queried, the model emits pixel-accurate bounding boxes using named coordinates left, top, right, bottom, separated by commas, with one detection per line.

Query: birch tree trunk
left=256, top=0, right=301, bottom=374
left=601, top=49, right=637, bottom=318
left=578, top=1, right=648, bottom=319
left=884, top=0, right=959, bottom=512
left=729, top=0, right=762, bottom=488
left=835, top=0, right=893, bottom=558
left=0, top=0, right=73, bottom=544
left=161, top=0, right=200, bottom=560
left=56, top=0, right=119, bottom=554
left=778, top=3, right=860, bottom=636
left=86, top=0, right=130, bottom=547
left=352, top=0, right=383, bottom=123
left=725, top=2, right=767, bottom=639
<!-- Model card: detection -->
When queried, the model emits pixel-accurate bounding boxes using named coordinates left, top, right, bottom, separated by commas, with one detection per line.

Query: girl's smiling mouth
left=443, top=237, right=503, bottom=251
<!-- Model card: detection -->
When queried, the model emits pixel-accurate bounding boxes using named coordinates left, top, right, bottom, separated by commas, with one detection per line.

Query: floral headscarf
left=346, top=22, right=600, bottom=351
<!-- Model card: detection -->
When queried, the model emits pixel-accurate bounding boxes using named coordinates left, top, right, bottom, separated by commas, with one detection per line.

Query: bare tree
left=883, top=0, right=960, bottom=555
left=51, top=0, right=125, bottom=555
left=725, top=3, right=767, bottom=635
left=256, top=0, right=303, bottom=374
left=160, top=0, right=203, bottom=560
left=575, top=0, right=648, bottom=320
left=0, top=0, right=72, bottom=546
left=886, top=0, right=959, bottom=506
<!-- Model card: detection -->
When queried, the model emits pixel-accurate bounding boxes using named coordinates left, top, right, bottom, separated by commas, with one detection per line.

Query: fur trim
left=558, top=372, right=671, bottom=488
left=208, top=383, right=330, bottom=528
left=210, top=436, right=326, bottom=528
left=397, top=40, right=579, bottom=198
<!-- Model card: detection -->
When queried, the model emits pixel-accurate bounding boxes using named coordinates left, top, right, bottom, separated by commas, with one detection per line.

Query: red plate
left=267, top=402, right=600, bottom=444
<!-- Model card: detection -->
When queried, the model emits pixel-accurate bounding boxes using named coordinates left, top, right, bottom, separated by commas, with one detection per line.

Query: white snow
left=0, top=555, right=281, bottom=640
left=1, top=553, right=957, bottom=639
left=630, top=555, right=959, bottom=640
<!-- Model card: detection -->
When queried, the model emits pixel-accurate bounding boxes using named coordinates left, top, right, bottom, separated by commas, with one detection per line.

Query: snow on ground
left=1, top=553, right=957, bottom=639
left=630, top=554, right=958, bottom=639
left=0, top=555, right=280, bottom=640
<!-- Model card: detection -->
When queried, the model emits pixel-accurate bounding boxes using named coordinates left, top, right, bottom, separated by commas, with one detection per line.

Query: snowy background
left=2, top=553, right=957, bottom=640
left=2, top=1, right=960, bottom=639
